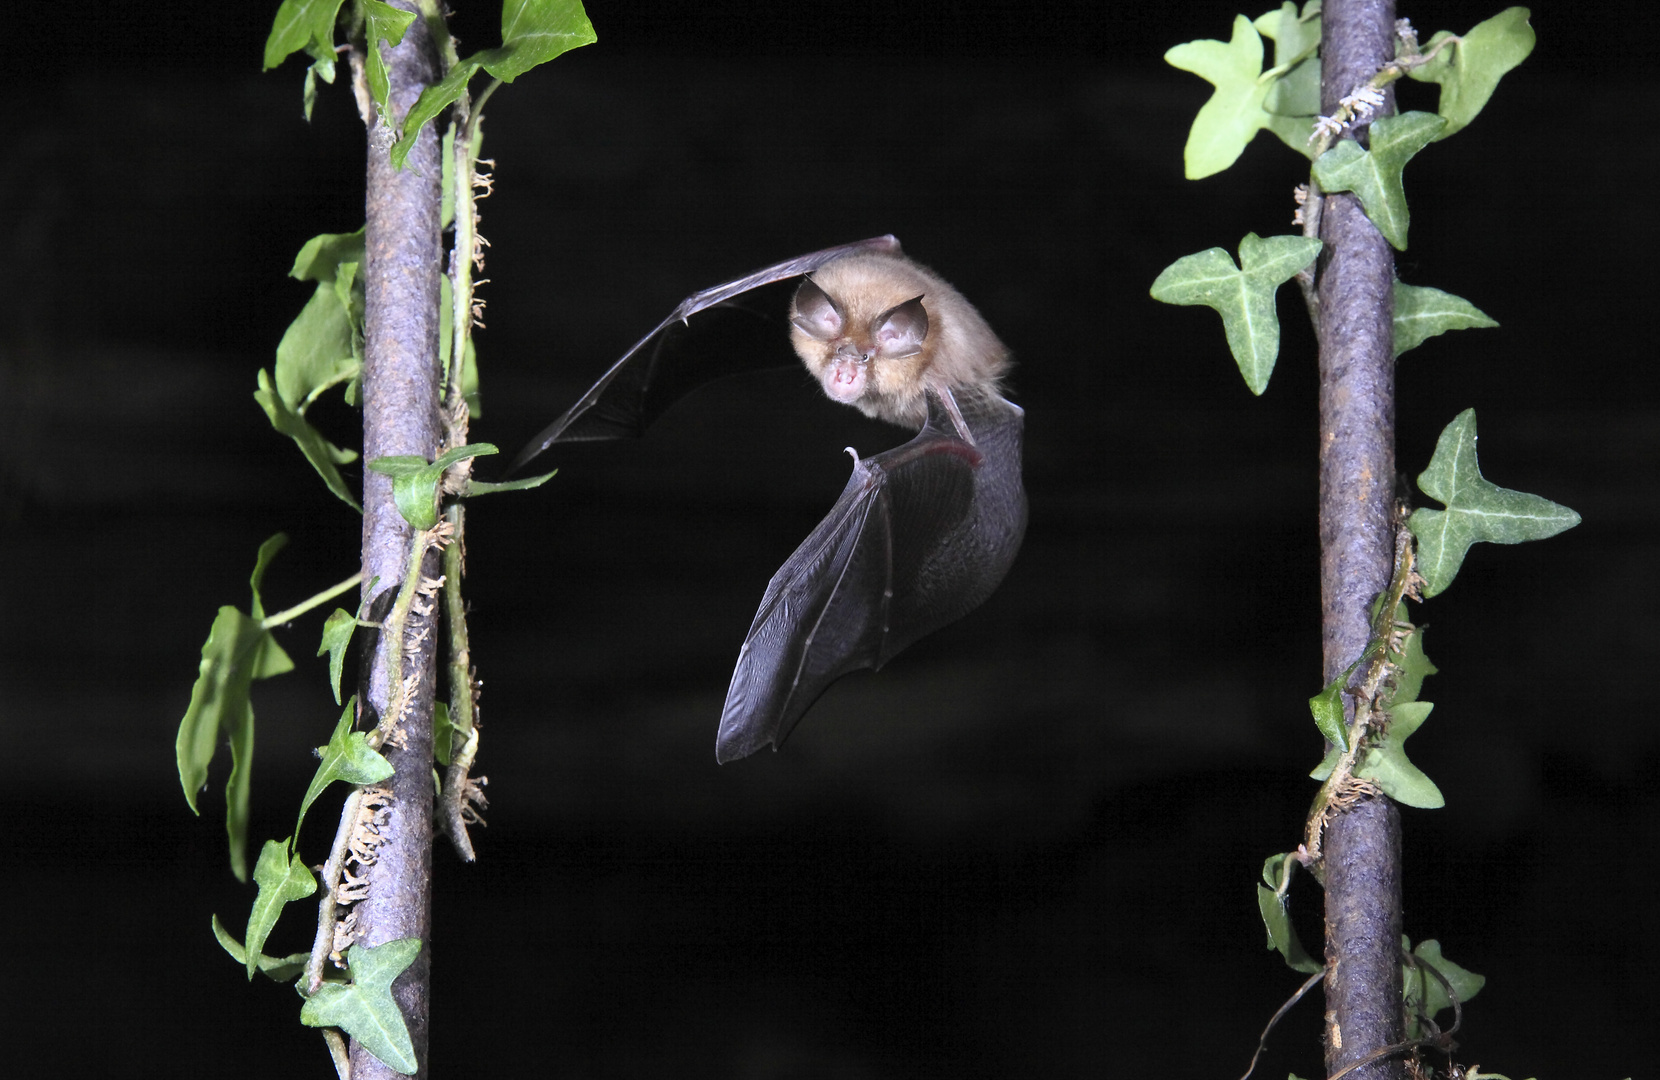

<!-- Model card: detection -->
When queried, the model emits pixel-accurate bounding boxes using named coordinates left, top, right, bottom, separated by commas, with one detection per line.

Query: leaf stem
left=261, top=572, right=365, bottom=630
left=437, top=501, right=482, bottom=860
left=307, top=784, right=368, bottom=994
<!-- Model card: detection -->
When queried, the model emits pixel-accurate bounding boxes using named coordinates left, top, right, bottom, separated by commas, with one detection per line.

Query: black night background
left=3, top=2, right=1654, bottom=1076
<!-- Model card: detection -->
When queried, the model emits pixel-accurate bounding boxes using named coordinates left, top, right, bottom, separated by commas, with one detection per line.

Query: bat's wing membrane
left=716, top=388, right=1027, bottom=762
left=508, top=235, right=901, bottom=474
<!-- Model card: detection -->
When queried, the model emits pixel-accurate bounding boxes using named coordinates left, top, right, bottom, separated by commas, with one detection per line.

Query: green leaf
left=433, top=701, right=454, bottom=767
left=368, top=444, right=500, bottom=529
left=390, top=62, right=477, bottom=171
left=225, top=691, right=257, bottom=883
left=1409, top=409, right=1581, bottom=596
left=1387, top=621, right=1438, bottom=707
left=298, top=697, right=394, bottom=839
left=211, top=914, right=309, bottom=983
left=1404, top=939, right=1485, bottom=1036
left=1307, top=674, right=1350, bottom=751
left=1254, top=2, right=1322, bottom=118
left=391, top=0, right=596, bottom=169
left=255, top=369, right=363, bottom=513
left=249, top=532, right=288, bottom=619
left=292, top=229, right=366, bottom=284
left=1394, top=282, right=1498, bottom=356
left=319, top=608, right=357, bottom=706
left=1256, top=855, right=1320, bottom=973
left=1257, top=885, right=1323, bottom=973
left=1261, top=111, right=1316, bottom=155
left=245, top=838, right=318, bottom=981
left=1355, top=701, right=1443, bottom=808
left=490, top=0, right=599, bottom=80
left=1310, top=111, right=1447, bottom=250
left=438, top=274, right=482, bottom=418
left=1408, top=8, right=1536, bottom=139
left=274, top=285, right=358, bottom=411
left=392, top=471, right=440, bottom=530
left=176, top=537, right=295, bottom=880
left=1165, top=16, right=1289, bottom=178
left=300, top=939, right=423, bottom=1075
left=265, top=0, right=347, bottom=70
left=1310, top=744, right=1340, bottom=782
left=277, top=232, right=364, bottom=420
left=1149, top=233, right=1322, bottom=394
left=361, top=0, right=417, bottom=122
left=466, top=470, right=556, bottom=496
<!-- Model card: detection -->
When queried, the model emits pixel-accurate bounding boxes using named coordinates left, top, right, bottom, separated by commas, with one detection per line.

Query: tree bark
left=1316, top=2, right=1404, bottom=1079
left=355, top=3, right=444, bottom=1076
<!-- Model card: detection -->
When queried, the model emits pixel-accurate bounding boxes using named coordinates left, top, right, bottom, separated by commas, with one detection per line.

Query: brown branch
left=1315, top=2, right=1404, bottom=1080
left=352, top=1, right=444, bottom=1076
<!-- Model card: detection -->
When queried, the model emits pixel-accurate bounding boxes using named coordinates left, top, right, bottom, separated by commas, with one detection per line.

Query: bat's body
left=513, top=238, right=1026, bottom=762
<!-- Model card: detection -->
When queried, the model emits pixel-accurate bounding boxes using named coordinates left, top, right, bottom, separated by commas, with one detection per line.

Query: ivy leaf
left=255, top=369, right=363, bottom=513
left=1408, top=8, right=1536, bottom=140
left=1310, top=745, right=1340, bottom=782
left=176, top=536, right=295, bottom=881
left=368, top=444, right=500, bottom=529
left=431, top=701, right=453, bottom=766
left=1404, top=939, right=1485, bottom=1038
left=361, top=0, right=417, bottom=123
left=318, top=608, right=357, bottom=706
left=301, top=50, right=337, bottom=122
left=1387, top=621, right=1437, bottom=707
left=264, top=0, right=347, bottom=71
left=273, top=286, right=358, bottom=411
left=282, top=233, right=365, bottom=410
left=1256, top=854, right=1322, bottom=974
left=1256, top=885, right=1323, bottom=973
left=212, top=915, right=309, bottom=983
left=1394, top=282, right=1498, bottom=356
left=466, top=470, right=556, bottom=496
left=297, top=697, right=394, bottom=839
left=292, top=230, right=366, bottom=284
left=438, top=273, right=482, bottom=418
left=1254, top=2, right=1322, bottom=118
left=391, top=0, right=596, bottom=169
left=1308, top=676, right=1350, bottom=752
left=1409, top=409, right=1581, bottom=596
left=1150, top=233, right=1322, bottom=394
left=1356, top=701, right=1443, bottom=808
left=1311, top=111, right=1447, bottom=250
left=489, top=0, right=601, bottom=80
left=300, top=939, right=423, bottom=1075
left=244, top=838, right=318, bottom=982
left=1164, top=16, right=1284, bottom=178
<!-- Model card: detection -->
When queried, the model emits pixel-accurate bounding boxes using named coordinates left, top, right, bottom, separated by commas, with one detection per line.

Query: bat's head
left=789, top=254, right=938, bottom=426
left=788, top=251, right=1008, bottom=429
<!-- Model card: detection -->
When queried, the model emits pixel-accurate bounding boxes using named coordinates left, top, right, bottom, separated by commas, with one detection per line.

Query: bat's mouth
left=825, top=353, right=870, bottom=404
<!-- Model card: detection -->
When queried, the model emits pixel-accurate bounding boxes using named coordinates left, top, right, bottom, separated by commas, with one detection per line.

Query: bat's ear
left=874, top=295, right=928, bottom=358
left=790, top=277, right=843, bottom=340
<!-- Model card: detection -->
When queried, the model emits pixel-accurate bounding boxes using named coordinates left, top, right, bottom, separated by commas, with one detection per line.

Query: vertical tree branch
left=356, top=3, right=443, bottom=1076
left=1316, top=2, right=1404, bottom=1079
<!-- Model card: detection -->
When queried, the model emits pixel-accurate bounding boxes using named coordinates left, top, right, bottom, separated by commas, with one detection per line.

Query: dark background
left=4, top=2, right=1654, bottom=1076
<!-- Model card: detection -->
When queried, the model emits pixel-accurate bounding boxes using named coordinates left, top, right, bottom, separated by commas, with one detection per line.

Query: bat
left=513, top=237, right=1026, bottom=762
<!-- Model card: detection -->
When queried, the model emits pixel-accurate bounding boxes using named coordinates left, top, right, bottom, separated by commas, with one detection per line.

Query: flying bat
left=513, top=236, right=1026, bottom=762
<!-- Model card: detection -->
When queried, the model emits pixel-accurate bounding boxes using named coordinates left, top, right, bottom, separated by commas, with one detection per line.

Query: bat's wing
left=716, top=386, right=1027, bottom=763
left=507, top=235, right=903, bottom=474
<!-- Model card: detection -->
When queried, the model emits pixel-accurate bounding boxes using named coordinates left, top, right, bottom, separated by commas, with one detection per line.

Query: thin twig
left=1237, top=967, right=1328, bottom=1080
